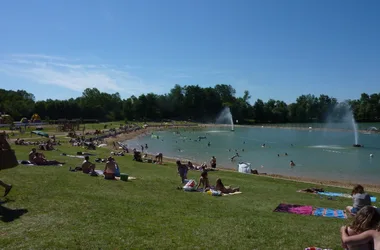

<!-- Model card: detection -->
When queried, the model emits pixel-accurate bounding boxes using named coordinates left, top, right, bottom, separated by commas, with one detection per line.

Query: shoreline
left=205, top=123, right=379, bottom=134
left=107, top=125, right=380, bottom=193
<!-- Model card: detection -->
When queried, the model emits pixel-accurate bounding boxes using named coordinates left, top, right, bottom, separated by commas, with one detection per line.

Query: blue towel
left=313, top=207, right=346, bottom=219
left=317, top=192, right=377, bottom=202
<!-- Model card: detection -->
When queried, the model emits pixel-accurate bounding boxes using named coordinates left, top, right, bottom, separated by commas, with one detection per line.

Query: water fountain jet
left=325, top=102, right=361, bottom=147
left=215, top=107, right=234, bottom=131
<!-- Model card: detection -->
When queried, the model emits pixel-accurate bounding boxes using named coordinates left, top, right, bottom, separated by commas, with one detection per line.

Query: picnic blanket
left=274, top=203, right=347, bottom=219
left=312, top=207, right=347, bottom=219
left=273, top=203, right=313, bottom=215
left=317, top=192, right=377, bottom=202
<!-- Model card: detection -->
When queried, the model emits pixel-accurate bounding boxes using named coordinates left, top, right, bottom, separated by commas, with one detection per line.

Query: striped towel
left=312, top=207, right=347, bottom=219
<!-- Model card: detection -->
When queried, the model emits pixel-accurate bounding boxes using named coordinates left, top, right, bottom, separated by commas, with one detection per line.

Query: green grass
left=0, top=143, right=371, bottom=249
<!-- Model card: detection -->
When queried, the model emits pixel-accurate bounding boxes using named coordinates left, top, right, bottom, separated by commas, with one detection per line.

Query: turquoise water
left=126, top=126, right=380, bottom=184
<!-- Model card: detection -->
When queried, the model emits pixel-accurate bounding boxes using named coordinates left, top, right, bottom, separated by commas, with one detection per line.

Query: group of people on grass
left=28, top=148, right=64, bottom=166
left=341, top=184, right=380, bottom=249
left=71, top=155, right=121, bottom=180
left=176, top=159, right=239, bottom=194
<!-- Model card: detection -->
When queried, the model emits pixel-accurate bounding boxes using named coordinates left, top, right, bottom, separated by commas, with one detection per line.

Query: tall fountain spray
left=325, top=102, right=361, bottom=147
left=215, top=107, right=234, bottom=131
left=351, top=115, right=359, bottom=146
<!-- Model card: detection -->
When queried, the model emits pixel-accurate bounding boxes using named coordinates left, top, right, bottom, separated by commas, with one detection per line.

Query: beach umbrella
left=31, top=130, right=49, bottom=138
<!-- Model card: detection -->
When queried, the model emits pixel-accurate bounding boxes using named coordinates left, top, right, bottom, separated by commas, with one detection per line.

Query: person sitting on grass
left=104, top=157, right=117, bottom=180
left=195, top=171, right=211, bottom=191
left=28, top=148, right=37, bottom=163
left=155, top=153, right=163, bottom=164
left=176, top=160, right=188, bottom=184
left=341, top=206, right=380, bottom=250
left=33, top=152, right=64, bottom=166
left=346, top=184, right=371, bottom=216
left=215, top=178, right=240, bottom=194
left=81, top=156, right=95, bottom=174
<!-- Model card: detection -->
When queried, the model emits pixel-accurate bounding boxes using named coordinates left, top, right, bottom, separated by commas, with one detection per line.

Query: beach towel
left=317, top=192, right=377, bottom=202
left=312, top=207, right=347, bottom=219
left=222, top=191, right=242, bottom=196
left=273, top=204, right=313, bottom=215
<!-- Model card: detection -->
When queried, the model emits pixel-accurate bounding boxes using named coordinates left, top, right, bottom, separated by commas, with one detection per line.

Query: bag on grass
left=183, top=179, right=197, bottom=191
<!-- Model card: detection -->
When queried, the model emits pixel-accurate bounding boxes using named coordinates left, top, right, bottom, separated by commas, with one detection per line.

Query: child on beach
left=346, top=184, right=372, bottom=215
left=341, top=205, right=380, bottom=250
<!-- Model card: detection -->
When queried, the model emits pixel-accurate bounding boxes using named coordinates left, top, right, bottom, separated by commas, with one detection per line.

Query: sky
left=0, top=0, right=379, bottom=103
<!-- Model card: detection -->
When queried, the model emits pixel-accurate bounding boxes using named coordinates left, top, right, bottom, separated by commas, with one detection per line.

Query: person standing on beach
left=210, top=156, right=217, bottom=168
left=176, top=160, right=188, bottom=184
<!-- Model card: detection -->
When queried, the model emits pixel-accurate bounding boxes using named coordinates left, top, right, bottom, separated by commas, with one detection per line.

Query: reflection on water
left=126, top=126, right=380, bottom=184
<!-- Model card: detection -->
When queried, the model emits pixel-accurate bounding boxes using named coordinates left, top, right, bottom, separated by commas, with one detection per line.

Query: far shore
left=105, top=123, right=380, bottom=193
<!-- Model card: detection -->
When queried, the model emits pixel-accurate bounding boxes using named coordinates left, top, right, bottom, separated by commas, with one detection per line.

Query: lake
left=125, top=124, right=380, bottom=184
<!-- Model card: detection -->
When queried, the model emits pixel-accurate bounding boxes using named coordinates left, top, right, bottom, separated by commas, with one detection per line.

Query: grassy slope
left=0, top=144, right=371, bottom=249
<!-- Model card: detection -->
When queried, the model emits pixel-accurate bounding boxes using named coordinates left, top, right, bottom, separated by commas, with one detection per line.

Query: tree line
left=0, top=85, right=379, bottom=124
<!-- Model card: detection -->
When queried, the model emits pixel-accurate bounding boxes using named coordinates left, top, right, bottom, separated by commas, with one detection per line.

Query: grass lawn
left=0, top=143, right=371, bottom=249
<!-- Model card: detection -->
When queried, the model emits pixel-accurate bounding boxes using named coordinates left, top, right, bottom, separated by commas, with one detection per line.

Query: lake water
left=125, top=125, right=380, bottom=184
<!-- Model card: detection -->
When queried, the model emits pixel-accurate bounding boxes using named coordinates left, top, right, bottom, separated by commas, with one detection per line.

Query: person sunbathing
left=341, top=206, right=380, bottom=250
left=81, top=156, right=95, bottom=174
left=195, top=171, right=211, bottom=191
left=215, top=178, right=239, bottom=194
left=104, top=157, right=117, bottom=180
left=33, top=153, right=64, bottom=166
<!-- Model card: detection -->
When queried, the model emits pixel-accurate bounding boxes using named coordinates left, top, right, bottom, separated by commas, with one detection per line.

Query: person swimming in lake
left=290, top=160, right=295, bottom=167
left=230, top=153, right=240, bottom=161
left=215, top=178, right=239, bottom=194
left=195, top=171, right=211, bottom=191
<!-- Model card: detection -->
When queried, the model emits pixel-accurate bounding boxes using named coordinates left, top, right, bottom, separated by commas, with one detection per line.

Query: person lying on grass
left=215, top=178, right=239, bottom=194
left=81, top=156, right=96, bottom=174
left=195, top=171, right=210, bottom=191
left=33, top=152, right=64, bottom=166
left=346, top=184, right=372, bottom=215
left=341, top=205, right=380, bottom=250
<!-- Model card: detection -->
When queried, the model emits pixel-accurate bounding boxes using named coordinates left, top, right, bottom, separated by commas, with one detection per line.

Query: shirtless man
left=104, top=157, right=117, bottom=179
left=81, top=156, right=95, bottom=174
left=29, top=148, right=37, bottom=163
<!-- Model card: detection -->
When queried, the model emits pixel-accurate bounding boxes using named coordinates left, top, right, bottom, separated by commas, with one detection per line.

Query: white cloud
left=0, top=54, right=164, bottom=95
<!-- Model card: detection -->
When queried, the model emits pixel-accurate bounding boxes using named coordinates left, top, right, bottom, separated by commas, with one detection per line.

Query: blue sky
left=0, top=0, right=379, bottom=103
